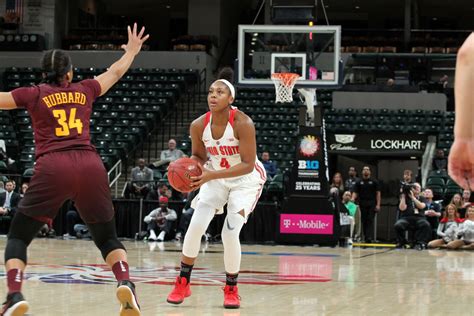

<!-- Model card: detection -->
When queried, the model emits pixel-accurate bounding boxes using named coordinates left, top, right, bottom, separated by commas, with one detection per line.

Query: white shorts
left=191, top=167, right=266, bottom=221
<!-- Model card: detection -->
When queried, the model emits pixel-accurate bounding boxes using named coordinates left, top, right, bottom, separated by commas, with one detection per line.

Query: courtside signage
left=280, top=214, right=333, bottom=235
left=327, top=133, right=427, bottom=153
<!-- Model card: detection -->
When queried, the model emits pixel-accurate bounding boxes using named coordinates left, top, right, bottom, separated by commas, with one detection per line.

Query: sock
left=179, top=262, right=194, bottom=283
left=7, top=269, right=23, bottom=294
left=112, top=261, right=130, bottom=282
left=226, top=273, right=238, bottom=286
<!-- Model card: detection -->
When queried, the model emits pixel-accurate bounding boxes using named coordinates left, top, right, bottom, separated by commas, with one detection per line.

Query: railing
left=198, top=68, right=207, bottom=102
left=421, top=135, right=438, bottom=188
left=108, top=159, right=122, bottom=198
left=123, top=79, right=200, bottom=182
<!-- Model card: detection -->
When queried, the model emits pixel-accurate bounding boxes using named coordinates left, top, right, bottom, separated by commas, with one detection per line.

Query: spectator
left=124, top=158, right=153, bottom=199
left=342, top=191, right=357, bottom=244
left=423, top=188, right=442, bottom=239
left=153, top=139, right=185, bottom=168
left=459, top=189, right=472, bottom=218
left=0, top=181, right=4, bottom=194
left=352, top=166, right=381, bottom=243
left=330, top=172, right=345, bottom=195
left=144, top=196, right=177, bottom=241
left=62, top=201, right=84, bottom=238
left=261, top=151, right=278, bottom=179
left=438, top=74, right=449, bottom=89
left=146, top=182, right=172, bottom=201
left=428, top=204, right=462, bottom=249
left=447, top=205, right=474, bottom=250
left=175, top=190, right=198, bottom=241
left=37, top=219, right=56, bottom=238
left=394, top=182, right=431, bottom=250
left=0, top=180, right=20, bottom=217
left=20, top=183, right=29, bottom=198
left=386, top=78, right=395, bottom=86
left=402, top=169, right=413, bottom=184
left=450, top=193, right=463, bottom=214
left=345, top=166, right=359, bottom=192
left=432, top=149, right=447, bottom=171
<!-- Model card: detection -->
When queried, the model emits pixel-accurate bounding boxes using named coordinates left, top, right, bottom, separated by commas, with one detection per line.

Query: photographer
left=394, top=182, right=431, bottom=250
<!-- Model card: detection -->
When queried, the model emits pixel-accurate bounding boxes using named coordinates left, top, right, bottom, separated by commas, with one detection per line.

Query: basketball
left=168, top=158, right=202, bottom=192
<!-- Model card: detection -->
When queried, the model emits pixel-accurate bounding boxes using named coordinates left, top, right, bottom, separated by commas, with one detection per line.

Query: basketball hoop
left=271, top=73, right=300, bottom=103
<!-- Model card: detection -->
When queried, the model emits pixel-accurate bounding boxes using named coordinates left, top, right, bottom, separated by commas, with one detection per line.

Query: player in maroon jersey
left=0, top=24, right=148, bottom=316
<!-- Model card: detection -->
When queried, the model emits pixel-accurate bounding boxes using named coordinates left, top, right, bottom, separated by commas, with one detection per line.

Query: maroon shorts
left=18, top=149, right=114, bottom=224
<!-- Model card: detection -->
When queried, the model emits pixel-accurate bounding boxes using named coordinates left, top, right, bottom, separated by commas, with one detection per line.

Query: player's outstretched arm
left=95, top=23, right=149, bottom=97
left=448, top=32, right=474, bottom=190
left=0, top=92, right=18, bottom=110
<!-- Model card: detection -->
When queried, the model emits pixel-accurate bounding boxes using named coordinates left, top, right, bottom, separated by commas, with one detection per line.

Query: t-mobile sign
left=280, top=214, right=333, bottom=235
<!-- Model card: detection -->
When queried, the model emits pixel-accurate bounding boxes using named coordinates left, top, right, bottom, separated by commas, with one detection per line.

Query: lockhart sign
left=327, top=133, right=427, bottom=153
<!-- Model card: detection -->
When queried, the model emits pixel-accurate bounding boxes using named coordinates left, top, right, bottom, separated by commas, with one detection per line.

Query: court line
left=353, top=248, right=396, bottom=259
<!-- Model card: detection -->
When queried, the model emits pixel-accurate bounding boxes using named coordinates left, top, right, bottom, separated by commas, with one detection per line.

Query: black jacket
left=0, top=191, right=21, bottom=215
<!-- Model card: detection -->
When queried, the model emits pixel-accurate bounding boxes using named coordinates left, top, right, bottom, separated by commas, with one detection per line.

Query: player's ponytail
left=41, top=49, right=72, bottom=85
left=217, top=67, right=234, bottom=84
left=215, top=67, right=235, bottom=99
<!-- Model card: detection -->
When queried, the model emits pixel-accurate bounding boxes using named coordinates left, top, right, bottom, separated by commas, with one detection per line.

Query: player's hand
left=121, top=23, right=150, bottom=56
left=190, top=164, right=213, bottom=190
left=448, top=138, right=474, bottom=190
left=375, top=205, right=381, bottom=213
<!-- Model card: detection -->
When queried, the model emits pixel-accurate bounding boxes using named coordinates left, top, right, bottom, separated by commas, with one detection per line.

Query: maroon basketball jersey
left=11, top=79, right=101, bottom=158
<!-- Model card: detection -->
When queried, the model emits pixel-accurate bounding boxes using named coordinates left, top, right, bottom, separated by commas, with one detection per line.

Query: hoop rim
left=271, top=72, right=300, bottom=87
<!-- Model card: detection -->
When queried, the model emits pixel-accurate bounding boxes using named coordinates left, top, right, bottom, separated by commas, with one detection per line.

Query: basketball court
left=0, top=238, right=470, bottom=315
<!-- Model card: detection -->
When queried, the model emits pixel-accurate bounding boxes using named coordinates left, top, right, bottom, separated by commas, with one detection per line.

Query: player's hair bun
left=217, top=67, right=234, bottom=84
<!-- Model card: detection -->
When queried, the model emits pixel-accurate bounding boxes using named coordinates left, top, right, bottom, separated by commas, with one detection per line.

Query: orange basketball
left=168, top=158, right=202, bottom=193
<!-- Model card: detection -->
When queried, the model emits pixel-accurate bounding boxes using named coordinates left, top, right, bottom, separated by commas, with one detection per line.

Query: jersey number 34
left=53, top=108, right=83, bottom=137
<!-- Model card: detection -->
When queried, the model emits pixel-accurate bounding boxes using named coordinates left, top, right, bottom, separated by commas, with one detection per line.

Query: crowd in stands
left=331, top=156, right=474, bottom=251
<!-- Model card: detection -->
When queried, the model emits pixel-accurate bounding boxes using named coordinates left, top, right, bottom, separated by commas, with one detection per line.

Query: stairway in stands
left=114, top=95, right=209, bottom=196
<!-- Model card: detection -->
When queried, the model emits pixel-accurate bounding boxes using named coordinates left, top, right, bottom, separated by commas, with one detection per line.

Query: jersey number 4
left=220, top=158, right=230, bottom=169
left=53, top=108, right=83, bottom=137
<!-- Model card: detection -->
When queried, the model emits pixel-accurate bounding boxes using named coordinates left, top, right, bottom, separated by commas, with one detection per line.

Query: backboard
left=237, top=25, right=341, bottom=87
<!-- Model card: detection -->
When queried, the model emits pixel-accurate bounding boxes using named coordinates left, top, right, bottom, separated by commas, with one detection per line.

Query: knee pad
left=87, top=218, right=125, bottom=260
left=5, top=239, right=28, bottom=263
left=182, top=203, right=215, bottom=258
left=221, top=212, right=245, bottom=242
left=5, top=212, right=46, bottom=264
left=221, top=212, right=245, bottom=274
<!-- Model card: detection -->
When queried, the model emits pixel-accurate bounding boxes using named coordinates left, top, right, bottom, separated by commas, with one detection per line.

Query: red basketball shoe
left=223, top=285, right=240, bottom=309
left=167, top=277, right=191, bottom=304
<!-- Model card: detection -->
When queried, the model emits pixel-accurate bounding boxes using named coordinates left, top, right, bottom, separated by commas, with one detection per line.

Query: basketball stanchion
left=138, top=198, right=143, bottom=233
left=271, top=73, right=300, bottom=103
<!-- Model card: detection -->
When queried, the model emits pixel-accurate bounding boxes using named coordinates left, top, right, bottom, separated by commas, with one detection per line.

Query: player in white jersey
left=167, top=67, right=266, bottom=309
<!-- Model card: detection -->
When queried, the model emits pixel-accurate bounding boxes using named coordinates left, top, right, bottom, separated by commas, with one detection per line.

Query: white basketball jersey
left=202, top=108, right=266, bottom=180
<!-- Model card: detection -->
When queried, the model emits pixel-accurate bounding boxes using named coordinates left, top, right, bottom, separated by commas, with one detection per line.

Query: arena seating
left=2, top=67, right=199, bottom=171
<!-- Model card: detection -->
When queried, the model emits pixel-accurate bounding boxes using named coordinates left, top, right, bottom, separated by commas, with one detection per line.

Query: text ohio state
left=206, top=145, right=240, bottom=156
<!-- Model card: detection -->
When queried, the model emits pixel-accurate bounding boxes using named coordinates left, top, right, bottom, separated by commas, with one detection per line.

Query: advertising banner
left=327, top=133, right=428, bottom=154
left=288, top=126, right=329, bottom=197
left=280, top=214, right=334, bottom=235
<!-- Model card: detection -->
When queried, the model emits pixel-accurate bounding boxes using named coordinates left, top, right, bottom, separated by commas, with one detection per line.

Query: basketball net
left=297, top=88, right=317, bottom=126
left=271, top=73, right=300, bottom=103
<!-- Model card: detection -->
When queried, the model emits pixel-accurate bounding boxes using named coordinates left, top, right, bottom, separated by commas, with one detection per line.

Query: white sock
left=149, top=230, right=157, bottom=240
left=157, top=231, right=166, bottom=241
